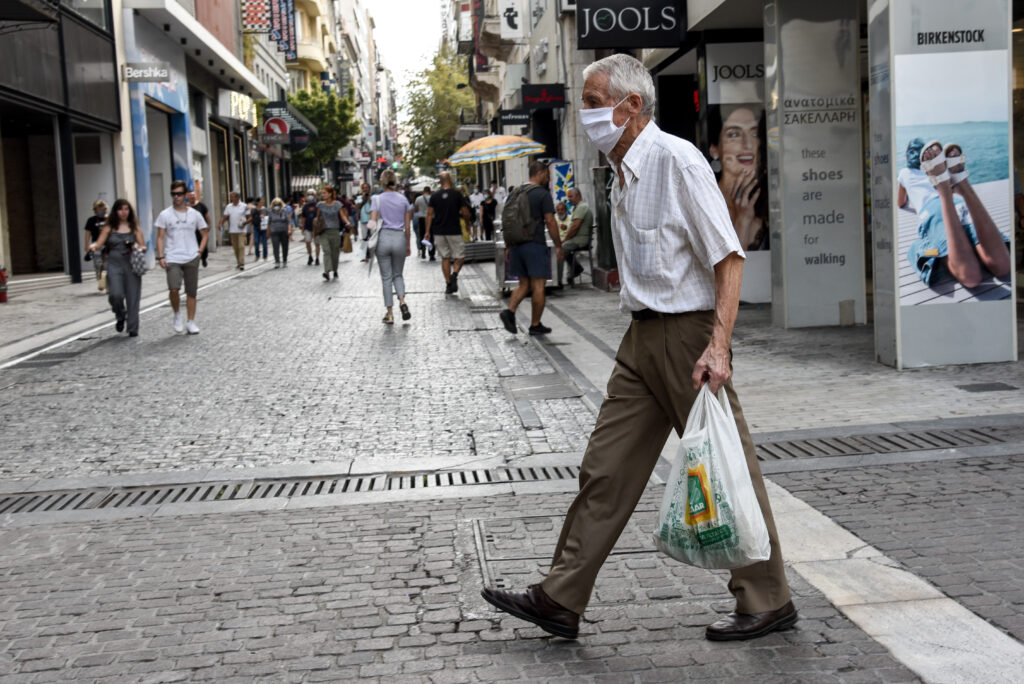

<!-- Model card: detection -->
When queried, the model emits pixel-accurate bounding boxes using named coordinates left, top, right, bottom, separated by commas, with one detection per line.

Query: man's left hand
left=692, top=341, right=731, bottom=393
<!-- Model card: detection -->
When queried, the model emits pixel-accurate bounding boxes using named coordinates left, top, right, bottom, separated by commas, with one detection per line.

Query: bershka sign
left=576, top=0, right=684, bottom=49
left=499, top=109, right=531, bottom=126
left=522, top=84, right=565, bottom=109
left=123, top=62, right=171, bottom=82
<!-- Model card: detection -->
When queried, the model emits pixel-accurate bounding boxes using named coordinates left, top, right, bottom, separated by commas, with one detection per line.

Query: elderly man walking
left=481, top=54, right=795, bottom=642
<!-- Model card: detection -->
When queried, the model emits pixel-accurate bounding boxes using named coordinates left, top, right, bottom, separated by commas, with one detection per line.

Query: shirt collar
left=610, top=120, right=660, bottom=188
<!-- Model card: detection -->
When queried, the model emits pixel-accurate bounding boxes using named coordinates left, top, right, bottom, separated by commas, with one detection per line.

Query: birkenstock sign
left=576, top=0, right=685, bottom=49
left=917, top=29, right=985, bottom=45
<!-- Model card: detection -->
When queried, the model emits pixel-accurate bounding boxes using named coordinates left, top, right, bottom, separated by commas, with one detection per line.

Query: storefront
left=123, top=0, right=268, bottom=249
left=122, top=11, right=192, bottom=246
left=636, top=0, right=1018, bottom=368
left=0, top=1, right=120, bottom=282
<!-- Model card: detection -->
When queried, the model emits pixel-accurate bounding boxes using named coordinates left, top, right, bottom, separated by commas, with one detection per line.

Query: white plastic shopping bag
left=653, top=384, right=771, bottom=569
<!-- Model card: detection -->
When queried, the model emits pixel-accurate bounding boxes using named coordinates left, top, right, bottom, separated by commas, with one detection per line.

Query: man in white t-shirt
left=469, top=185, right=485, bottom=240
left=155, top=180, right=208, bottom=334
left=218, top=191, right=251, bottom=270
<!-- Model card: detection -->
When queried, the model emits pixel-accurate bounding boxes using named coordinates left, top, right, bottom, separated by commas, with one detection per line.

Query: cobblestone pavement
left=0, top=490, right=918, bottom=683
left=1, top=249, right=1022, bottom=682
left=769, top=455, right=1024, bottom=642
left=0, top=252, right=592, bottom=482
left=538, top=287, right=1024, bottom=433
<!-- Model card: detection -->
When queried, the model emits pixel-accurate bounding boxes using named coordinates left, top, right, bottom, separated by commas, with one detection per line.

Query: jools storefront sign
left=576, top=0, right=685, bottom=49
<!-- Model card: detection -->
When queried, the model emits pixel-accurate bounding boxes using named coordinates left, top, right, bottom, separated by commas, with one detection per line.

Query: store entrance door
left=1, top=105, right=62, bottom=275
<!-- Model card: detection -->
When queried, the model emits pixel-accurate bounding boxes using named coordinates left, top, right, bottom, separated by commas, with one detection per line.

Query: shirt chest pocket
left=622, top=219, right=661, bottom=280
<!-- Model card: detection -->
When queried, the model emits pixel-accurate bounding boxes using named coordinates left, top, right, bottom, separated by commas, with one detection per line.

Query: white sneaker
left=185, top=320, right=200, bottom=335
left=173, top=312, right=184, bottom=334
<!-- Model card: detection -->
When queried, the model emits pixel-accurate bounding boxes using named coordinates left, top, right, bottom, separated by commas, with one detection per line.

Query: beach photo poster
left=893, top=14, right=1013, bottom=305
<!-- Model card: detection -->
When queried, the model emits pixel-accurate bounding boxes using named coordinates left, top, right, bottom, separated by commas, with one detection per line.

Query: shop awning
left=292, top=175, right=323, bottom=192
left=263, top=101, right=318, bottom=137
left=124, top=0, right=269, bottom=99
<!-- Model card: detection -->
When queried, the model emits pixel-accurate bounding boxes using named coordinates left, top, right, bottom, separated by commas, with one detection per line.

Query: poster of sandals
left=894, top=26, right=1013, bottom=305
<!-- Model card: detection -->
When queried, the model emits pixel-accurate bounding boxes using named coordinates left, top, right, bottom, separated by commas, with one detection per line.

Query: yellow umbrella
left=448, top=135, right=545, bottom=166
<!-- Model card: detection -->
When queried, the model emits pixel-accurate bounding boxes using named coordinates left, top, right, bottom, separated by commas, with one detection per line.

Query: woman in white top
left=371, top=169, right=413, bottom=324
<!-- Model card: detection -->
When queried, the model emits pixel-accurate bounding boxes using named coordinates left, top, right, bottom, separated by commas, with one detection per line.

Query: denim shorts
left=907, top=195, right=978, bottom=285
left=508, top=241, right=550, bottom=280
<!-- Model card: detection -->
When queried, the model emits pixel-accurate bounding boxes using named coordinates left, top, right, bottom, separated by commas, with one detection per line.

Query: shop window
left=61, top=0, right=108, bottom=31
left=74, top=135, right=102, bottom=164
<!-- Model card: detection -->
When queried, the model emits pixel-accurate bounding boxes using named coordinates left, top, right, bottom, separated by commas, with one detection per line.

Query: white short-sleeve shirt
left=222, top=201, right=250, bottom=234
left=608, top=121, right=744, bottom=314
left=155, top=206, right=207, bottom=264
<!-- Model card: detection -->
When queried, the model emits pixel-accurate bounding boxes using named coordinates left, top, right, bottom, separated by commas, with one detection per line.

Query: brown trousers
left=230, top=233, right=246, bottom=267
left=541, top=311, right=791, bottom=615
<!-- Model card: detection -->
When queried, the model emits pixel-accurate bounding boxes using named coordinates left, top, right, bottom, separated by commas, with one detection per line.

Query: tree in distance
left=288, top=85, right=362, bottom=175
left=403, top=44, right=477, bottom=177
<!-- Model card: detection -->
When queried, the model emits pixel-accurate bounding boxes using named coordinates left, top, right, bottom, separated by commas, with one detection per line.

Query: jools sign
left=576, top=0, right=685, bottom=49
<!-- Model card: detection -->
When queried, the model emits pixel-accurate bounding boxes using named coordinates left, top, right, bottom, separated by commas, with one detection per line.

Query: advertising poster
left=704, top=43, right=770, bottom=303
left=766, top=0, right=866, bottom=328
left=893, top=13, right=1013, bottom=305
left=871, top=0, right=1016, bottom=367
left=549, top=160, right=574, bottom=206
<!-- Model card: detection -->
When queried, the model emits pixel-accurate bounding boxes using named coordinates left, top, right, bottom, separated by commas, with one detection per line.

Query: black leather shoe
left=499, top=309, right=517, bottom=334
left=705, top=601, right=798, bottom=641
left=528, top=323, right=552, bottom=336
left=481, top=584, right=579, bottom=639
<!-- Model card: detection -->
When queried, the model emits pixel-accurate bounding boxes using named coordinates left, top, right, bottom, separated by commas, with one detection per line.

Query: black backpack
left=500, top=183, right=540, bottom=246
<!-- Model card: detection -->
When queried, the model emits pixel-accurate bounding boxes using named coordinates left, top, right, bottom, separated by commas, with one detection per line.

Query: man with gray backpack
left=498, top=161, right=564, bottom=336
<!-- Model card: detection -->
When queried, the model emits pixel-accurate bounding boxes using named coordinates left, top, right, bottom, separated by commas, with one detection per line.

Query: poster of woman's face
left=707, top=104, right=770, bottom=251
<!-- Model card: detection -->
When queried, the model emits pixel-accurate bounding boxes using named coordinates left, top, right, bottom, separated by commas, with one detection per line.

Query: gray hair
left=582, top=54, right=656, bottom=117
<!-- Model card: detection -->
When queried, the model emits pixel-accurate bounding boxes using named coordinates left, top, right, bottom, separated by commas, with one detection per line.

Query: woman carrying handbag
left=370, top=169, right=413, bottom=324
left=87, top=199, right=146, bottom=337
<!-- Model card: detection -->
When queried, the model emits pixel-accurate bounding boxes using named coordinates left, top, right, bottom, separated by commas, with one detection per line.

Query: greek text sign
left=576, top=0, right=684, bottom=49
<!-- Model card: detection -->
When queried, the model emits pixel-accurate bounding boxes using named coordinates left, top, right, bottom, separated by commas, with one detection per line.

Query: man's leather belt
left=631, top=308, right=682, bottom=321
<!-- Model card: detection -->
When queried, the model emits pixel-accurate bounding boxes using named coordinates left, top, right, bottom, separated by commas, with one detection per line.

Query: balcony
left=470, top=67, right=501, bottom=105
left=478, top=17, right=514, bottom=62
left=293, top=41, right=327, bottom=71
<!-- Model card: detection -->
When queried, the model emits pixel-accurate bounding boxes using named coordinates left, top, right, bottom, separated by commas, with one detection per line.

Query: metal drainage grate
left=0, top=466, right=581, bottom=515
left=755, top=427, right=1005, bottom=461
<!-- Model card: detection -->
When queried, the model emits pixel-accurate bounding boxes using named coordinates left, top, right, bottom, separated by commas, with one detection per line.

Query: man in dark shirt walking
left=424, top=172, right=471, bottom=294
left=187, top=191, right=211, bottom=267
left=499, top=161, right=563, bottom=335
left=300, top=189, right=320, bottom=266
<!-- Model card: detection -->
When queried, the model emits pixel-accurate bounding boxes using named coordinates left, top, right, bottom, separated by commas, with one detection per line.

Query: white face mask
left=579, top=96, right=631, bottom=155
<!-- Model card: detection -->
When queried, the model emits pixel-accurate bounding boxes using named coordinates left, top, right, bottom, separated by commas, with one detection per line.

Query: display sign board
left=459, top=2, right=473, bottom=41
left=123, top=62, right=171, bottom=82
left=499, top=109, right=530, bottom=126
left=499, top=0, right=525, bottom=39
left=870, top=0, right=1016, bottom=367
left=765, top=0, right=865, bottom=328
left=241, top=0, right=271, bottom=33
left=704, top=43, right=770, bottom=303
left=522, top=83, right=565, bottom=109
left=576, top=0, right=685, bottom=50
left=218, top=90, right=258, bottom=127
left=262, top=116, right=290, bottom=144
